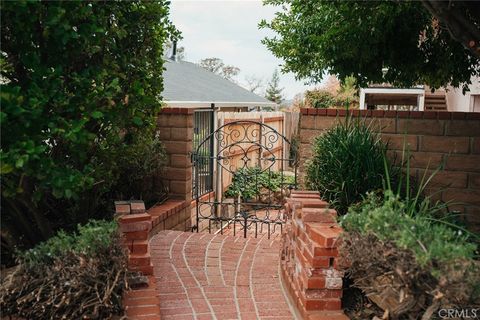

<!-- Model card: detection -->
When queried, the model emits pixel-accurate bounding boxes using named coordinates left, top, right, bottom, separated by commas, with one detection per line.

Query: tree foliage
left=198, top=57, right=240, bottom=82
left=265, top=69, right=283, bottom=104
left=305, top=76, right=359, bottom=109
left=422, top=1, right=480, bottom=59
left=260, top=0, right=480, bottom=91
left=0, top=0, right=175, bottom=259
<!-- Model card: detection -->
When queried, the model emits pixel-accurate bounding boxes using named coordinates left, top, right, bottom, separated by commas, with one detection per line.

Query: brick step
left=425, top=100, right=446, bottom=104
left=425, top=103, right=446, bottom=107
left=425, top=95, right=446, bottom=99
left=425, top=105, right=447, bottom=110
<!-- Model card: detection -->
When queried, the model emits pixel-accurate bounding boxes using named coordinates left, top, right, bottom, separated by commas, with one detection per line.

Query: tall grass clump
left=306, top=117, right=393, bottom=214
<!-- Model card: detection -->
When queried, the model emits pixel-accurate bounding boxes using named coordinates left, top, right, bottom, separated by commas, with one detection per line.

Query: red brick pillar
left=115, top=201, right=154, bottom=275
left=282, top=191, right=348, bottom=320
left=157, top=108, right=194, bottom=202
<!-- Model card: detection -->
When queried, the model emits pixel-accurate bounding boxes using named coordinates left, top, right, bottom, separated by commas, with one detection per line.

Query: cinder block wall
left=157, top=108, right=194, bottom=202
left=299, top=108, right=480, bottom=231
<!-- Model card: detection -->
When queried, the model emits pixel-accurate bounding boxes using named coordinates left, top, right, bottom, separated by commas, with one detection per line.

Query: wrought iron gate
left=192, top=109, right=215, bottom=198
left=192, top=120, right=297, bottom=238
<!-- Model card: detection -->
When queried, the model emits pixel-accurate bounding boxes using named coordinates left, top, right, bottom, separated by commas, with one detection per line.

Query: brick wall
left=299, top=108, right=480, bottom=230
left=115, top=199, right=191, bottom=276
left=157, top=108, right=194, bottom=202
left=281, top=191, right=348, bottom=320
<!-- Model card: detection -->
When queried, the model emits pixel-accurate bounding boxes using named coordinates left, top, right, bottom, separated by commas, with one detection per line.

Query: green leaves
left=342, top=191, right=477, bottom=268
left=0, top=0, right=177, bottom=258
left=261, top=0, right=479, bottom=90
left=132, top=116, right=143, bottom=126
left=1, top=0, right=175, bottom=200
left=91, top=111, right=103, bottom=119
left=19, top=220, right=118, bottom=267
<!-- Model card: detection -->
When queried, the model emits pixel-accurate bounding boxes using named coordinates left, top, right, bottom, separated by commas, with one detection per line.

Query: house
left=359, top=76, right=480, bottom=112
left=162, top=58, right=276, bottom=112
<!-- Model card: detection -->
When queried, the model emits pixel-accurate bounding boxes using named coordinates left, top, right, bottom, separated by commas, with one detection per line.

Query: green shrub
left=19, top=219, right=118, bottom=267
left=340, top=190, right=480, bottom=317
left=1, top=219, right=128, bottom=319
left=305, top=90, right=336, bottom=109
left=225, top=167, right=295, bottom=200
left=0, top=0, right=176, bottom=264
left=341, top=191, right=477, bottom=267
left=306, top=118, right=392, bottom=214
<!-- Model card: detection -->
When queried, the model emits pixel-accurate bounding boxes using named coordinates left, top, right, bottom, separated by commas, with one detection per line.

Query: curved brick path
left=150, top=230, right=296, bottom=320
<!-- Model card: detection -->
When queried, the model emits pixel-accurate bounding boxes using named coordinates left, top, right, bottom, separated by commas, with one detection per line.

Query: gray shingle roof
left=162, top=60, right=276, bottom=107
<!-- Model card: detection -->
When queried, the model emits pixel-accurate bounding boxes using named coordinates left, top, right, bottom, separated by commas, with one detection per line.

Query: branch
left=422, top=0, right=480, bottom=59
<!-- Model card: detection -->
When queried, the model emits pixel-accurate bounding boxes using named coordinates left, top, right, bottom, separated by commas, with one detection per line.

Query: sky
left=169, top=0, right=321, bottom=100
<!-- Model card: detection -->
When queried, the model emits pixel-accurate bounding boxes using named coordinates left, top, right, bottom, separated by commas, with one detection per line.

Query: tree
left=244, top=75, right=264, bottom=94
left=260, top=1, right=480, bottom=92
left=0, top=1, right=176, bottom=257
left=198, top=57, right=240, bottom=82
left=422, top=1, right=480, bottom=59
left=265, top=69, right=284, bottom=104
left=322, top=75, right=341, bottom=96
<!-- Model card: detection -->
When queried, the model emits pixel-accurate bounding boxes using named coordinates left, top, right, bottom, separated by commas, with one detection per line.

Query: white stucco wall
left=445, top=76, right=480, bottom=112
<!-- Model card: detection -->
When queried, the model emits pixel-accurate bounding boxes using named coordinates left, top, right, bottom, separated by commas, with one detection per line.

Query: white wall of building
left=445, top=76, right=480, bottom=112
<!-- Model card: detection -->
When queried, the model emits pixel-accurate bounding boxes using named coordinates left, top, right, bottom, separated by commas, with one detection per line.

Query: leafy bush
left=340, top=161, right=480, bottom=318
left=19, top=220, right=118, bottom=267
left=225, top=167, right=295, bottom=200
left=305, top=90, right=336, bottom=109
left=342, top=191, right=477, bottom=267
left=0, top=1, right=175, bottom=262
left=340, top=231, right=480, bottom=319
left=306, top=118, right=392, bottom=214
left=1, top=220, right=128, bottom=319
left=304, top=77, right=359, bottom=109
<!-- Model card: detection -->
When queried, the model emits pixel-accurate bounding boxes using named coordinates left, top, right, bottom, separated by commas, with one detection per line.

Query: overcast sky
left=169, top=0, right=321, bottom=100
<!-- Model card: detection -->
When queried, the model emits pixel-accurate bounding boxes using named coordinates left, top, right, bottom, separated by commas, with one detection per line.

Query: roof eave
left=164, top=100, right=278, bottom=108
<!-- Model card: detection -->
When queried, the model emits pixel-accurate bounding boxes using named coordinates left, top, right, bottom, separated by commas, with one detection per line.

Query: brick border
left=281, top=191, right=349, bottom=320
left=117, top=199, right=193, bottom=319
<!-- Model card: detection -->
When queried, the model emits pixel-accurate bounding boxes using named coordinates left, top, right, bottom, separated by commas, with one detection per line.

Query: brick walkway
left=148, top=230, right=296, bottom=320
